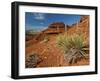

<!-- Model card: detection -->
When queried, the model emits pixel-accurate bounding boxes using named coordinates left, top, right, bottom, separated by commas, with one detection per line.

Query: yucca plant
left=56, top=34, right=88, bottom=64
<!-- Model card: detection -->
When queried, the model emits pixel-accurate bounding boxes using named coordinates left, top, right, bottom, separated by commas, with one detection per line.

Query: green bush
left=56, top=34, right=88, bottom=64
left=56, top=34, right=70, bottom=53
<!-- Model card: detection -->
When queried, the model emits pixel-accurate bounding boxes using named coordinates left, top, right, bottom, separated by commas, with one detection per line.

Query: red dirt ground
left=26, top=34, right=89, bottom=67
left=25, top=16, right=89, bottom=68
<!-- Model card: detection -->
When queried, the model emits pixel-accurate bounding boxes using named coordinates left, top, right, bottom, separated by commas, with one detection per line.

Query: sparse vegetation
left=42, top=36, right=50, bottom=43
left=26, top=29, right=40, bottom=35
left=25, top=16, right=89, bottom=67
left=56, top=34, right=88, bottom=64
left=25, top=53, right=42, bottom=68
left=26, top=29, right=39, bottom=41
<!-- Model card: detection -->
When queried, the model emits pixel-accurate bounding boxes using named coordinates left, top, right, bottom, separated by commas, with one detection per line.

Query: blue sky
left=25, top=12, right=81, bottom=30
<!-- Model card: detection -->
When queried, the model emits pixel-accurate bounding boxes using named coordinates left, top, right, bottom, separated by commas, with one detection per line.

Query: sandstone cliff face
left=42, top=22, right=65, bottom=34
left=25, top=15, right=90, bottom=67
left=67, top=15, right=89, bottom=35
left=39, top=15, right=89, bottom=35
left=38, top=15, right=89, bottom=40
left=33, top=22, right=66, bottom=41
left=66, top=15, right=89, bottom=47
left=26, top=15, right=89, bottom=46
left=80, top=15, right=89, bottom=22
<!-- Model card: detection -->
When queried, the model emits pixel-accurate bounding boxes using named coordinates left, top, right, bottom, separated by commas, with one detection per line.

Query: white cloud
left=40, top=22, right=44, bottom=25
left=34, top=13, right=45, bottom=20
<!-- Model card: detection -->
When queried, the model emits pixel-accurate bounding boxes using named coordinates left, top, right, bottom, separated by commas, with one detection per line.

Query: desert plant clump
left=43, top=36, right=50, bottom=43
left=25, top=53, right=42, bottom=68
left=56, top=34, right=89, bottom=64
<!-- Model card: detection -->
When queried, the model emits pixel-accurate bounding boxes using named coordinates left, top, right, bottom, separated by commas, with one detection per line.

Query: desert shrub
left=56, top=34, right=88, bottom=64
left=25, top=53, right=42, bottom=68
left=42, top=36, right=50, bottom=43
left=26, top=29, right=39, bottom=35
left=56, top=34, right=69, bottom=53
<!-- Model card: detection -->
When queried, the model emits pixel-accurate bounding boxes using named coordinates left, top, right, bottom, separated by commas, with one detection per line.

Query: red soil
left=26, top=34, right=89, bottom=67
left=25, top=16, right=89, bottom=68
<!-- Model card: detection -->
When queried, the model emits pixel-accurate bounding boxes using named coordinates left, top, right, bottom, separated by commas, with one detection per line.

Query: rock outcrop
left=42, top=22, right=65, bottom=34
left=26, top=15, right=89, bottom=45
left=25, top=15, right=90, bottom=67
